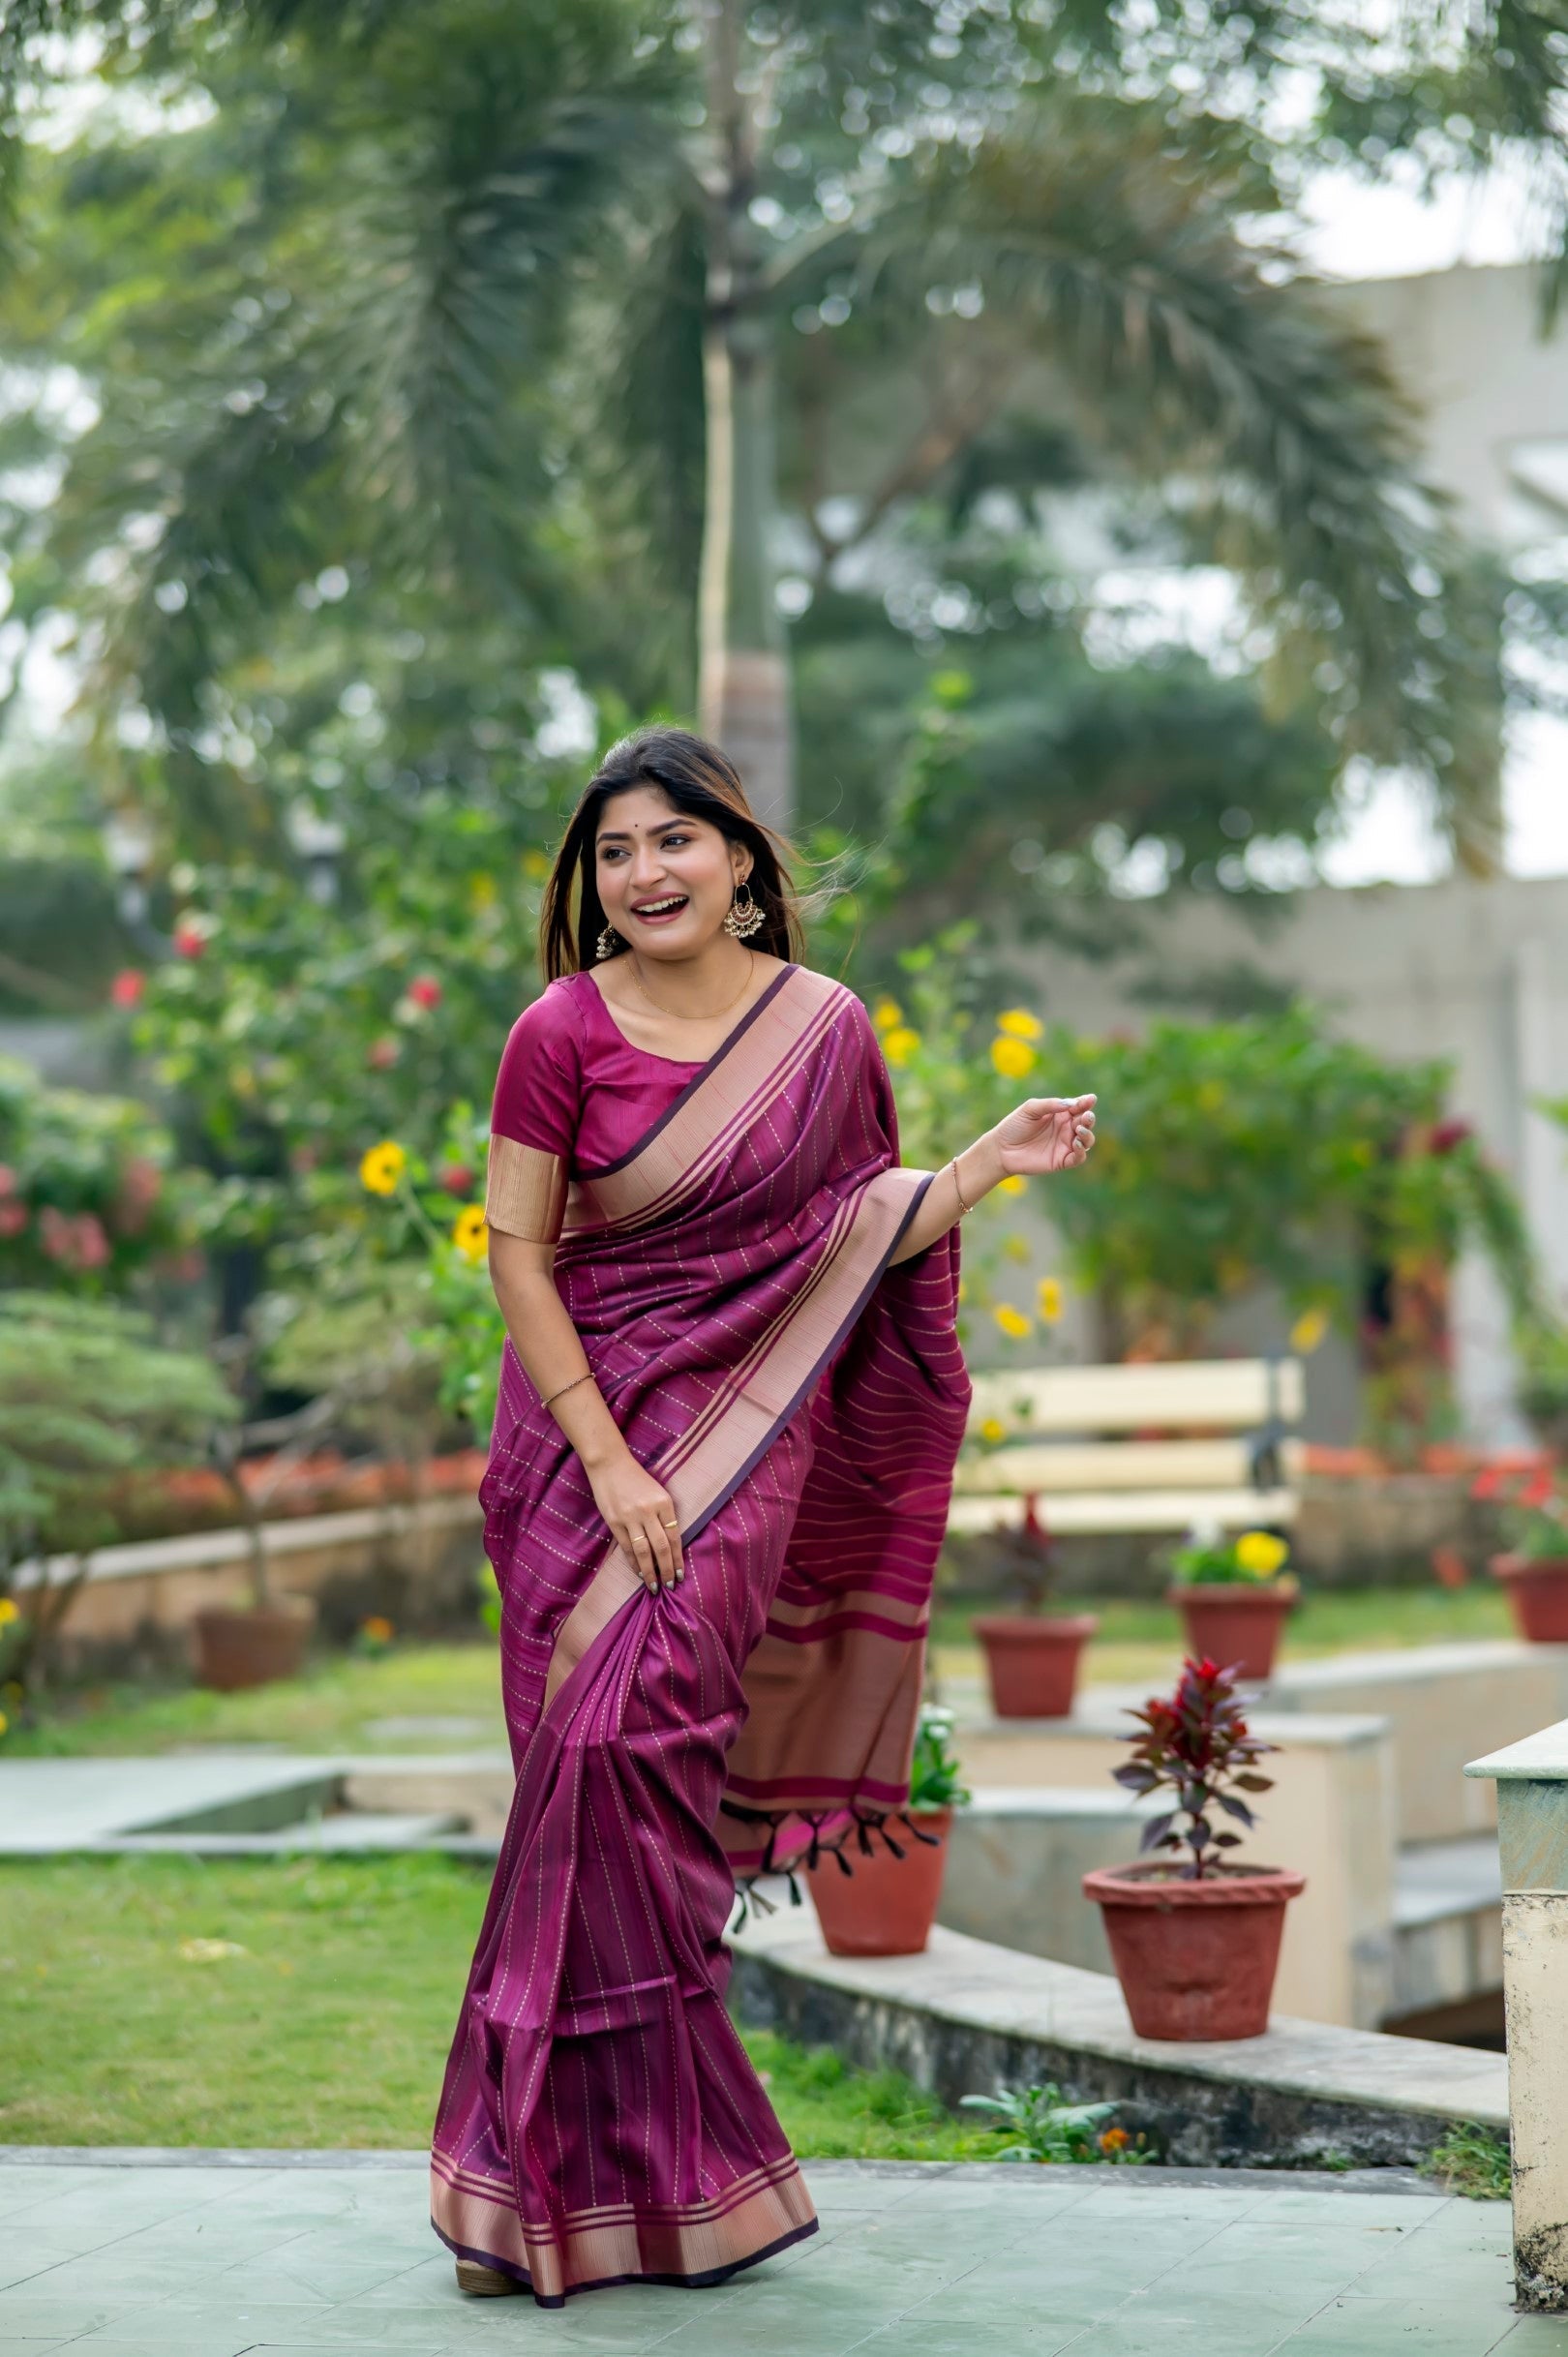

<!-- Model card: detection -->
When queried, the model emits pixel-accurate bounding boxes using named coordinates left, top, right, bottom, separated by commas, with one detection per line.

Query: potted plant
left=1167, top=1523, right=1297, bottom=1682
left=191, top=1423, right=316, bottom=1691
left=1083, top=1656, right=1305, bottom=2040
left=1486, top=1465, right=1568, bottom=1644
left=972, top=1500, right=1099, bottom=1718
left=806, top=1703, right=970, bottom=1957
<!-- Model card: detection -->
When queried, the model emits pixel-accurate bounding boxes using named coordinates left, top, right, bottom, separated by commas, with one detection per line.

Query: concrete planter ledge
left=10, top=1495, right=479, bottom=1592
left=730, top=1902, right=1507, bottom=2169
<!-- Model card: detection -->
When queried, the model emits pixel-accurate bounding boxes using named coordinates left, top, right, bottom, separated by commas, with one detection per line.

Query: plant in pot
left=191, top=1419, right=317, bottom=1692
left=1483, top=1463, right=1568, bottom=1644
left=1167, top=1523, right=1297, bottom=1683
left=972, top=1499, right=1099, bottom=1719
left=806, top=1703, right=970, bottom=1958
left=1083, top=1655, right=1305, bottom=2040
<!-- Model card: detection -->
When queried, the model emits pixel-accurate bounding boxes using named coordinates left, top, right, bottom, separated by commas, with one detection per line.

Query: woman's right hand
left=586, top=1447, right=684, bottom=1590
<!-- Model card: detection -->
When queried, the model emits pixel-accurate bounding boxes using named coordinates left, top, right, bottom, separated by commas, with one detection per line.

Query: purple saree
left=430, top=963, right=970, bottom=2305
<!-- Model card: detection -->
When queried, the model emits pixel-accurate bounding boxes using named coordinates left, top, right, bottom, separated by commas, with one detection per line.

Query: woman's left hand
left=994, top=1094, right=1097, bottom=1177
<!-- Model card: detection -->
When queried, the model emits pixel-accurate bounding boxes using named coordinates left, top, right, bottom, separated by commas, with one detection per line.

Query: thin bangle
left=541, top=1370, right=594, bottom=1413
left=950, top=1156, right=973, bottom=1217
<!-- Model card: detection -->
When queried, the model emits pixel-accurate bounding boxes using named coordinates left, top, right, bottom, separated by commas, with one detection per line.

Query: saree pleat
left=431, top=968, right=969, bottom=2304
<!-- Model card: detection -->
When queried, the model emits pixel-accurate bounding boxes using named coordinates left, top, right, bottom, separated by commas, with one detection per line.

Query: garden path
left=1, top=2153, right=1565, bottom=2356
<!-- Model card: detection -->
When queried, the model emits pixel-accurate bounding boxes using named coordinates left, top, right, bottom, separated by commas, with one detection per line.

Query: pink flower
left=407, top=974, right=442, bottom=1011
left=0, top=1202, right=27, bottom=1238
left=73, top=1213, right=110, bottom=1270
left=1430, top=1119, right=1473, bottom=1156
left=437, top=1163, right=474, bottom=1196
left=366, top=1037, right=400, bottom=1071
left=110, top=969, right=147, bottom=1009
left=0, top=1166, right=15, bottom=1198
left=39, top=1207, right=73, bottom=1262
left=171, top=923, right=207, bottom=959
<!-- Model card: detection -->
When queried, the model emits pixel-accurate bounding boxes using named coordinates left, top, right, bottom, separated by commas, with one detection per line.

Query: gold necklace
left=628, top=949, right=755, bottom=1021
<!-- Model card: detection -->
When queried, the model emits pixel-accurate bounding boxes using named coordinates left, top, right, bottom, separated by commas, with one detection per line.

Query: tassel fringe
left=721, top=1798, right=943, bottom=1913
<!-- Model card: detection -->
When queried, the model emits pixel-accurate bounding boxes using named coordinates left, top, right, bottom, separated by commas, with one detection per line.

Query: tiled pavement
left=3, top=2155, right=1568, bottom=2356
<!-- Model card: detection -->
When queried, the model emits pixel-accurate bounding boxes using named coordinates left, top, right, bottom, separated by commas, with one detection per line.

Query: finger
left=656, top=1498, right=685, bottom=1582
left=643, top=1513, right=678, bottom=1587
left=626, top=1526, right=660, bottom=1592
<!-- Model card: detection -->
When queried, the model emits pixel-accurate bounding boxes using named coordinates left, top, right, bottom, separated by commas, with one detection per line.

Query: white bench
left=949, top=1356, right=1305, bottom=1537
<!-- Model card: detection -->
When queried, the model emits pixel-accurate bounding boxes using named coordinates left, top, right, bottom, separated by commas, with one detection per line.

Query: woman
left=430, top=727, right=1095, bottom=2307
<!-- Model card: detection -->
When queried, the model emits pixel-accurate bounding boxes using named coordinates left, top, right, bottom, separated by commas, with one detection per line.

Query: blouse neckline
left=574, top=962, right=787, bottom=1073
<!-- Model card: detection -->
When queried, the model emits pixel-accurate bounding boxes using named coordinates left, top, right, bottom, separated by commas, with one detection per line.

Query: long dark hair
left=539, top=726, right=806, bottom=982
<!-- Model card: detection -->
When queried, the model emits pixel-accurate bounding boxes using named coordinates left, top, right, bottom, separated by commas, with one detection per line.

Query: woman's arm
left=890, top=1095, right=1097, bottom=1265
left=488, top=1230, right=683, bottom=1590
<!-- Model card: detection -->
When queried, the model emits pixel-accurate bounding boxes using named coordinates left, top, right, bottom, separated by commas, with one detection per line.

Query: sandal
left=455, top=2258, right=520, bottom=2297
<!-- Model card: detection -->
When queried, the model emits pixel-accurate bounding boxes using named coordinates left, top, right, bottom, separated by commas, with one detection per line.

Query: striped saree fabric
left=430, top=964, right=970, bottom=2304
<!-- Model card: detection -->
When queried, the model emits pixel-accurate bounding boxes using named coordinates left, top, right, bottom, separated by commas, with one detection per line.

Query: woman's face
left=594, top=786, right=751, bottom=959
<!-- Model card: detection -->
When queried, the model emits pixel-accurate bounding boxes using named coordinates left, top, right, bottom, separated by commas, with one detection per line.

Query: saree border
left=430, top=2150, right=817, bottom=2306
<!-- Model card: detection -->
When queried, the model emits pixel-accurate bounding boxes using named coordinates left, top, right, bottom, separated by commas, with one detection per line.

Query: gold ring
left=661, top=1520, right=678, bottom=1530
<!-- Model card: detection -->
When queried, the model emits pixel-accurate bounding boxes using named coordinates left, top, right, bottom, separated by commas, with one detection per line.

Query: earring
left=595, top=923, right=622, bottom=960
left=723, top=887, right=765, bottom=941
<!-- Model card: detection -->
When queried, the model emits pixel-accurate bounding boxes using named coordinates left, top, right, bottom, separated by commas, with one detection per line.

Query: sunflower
left=993, top=1304, right=1033, bottom=1340
left=996, top=1009, right=1043, bottom=1041
left=451, top=1206, right=489, bottom=1265
left=359, top=1140, right=407, bottom=1196
left=990, top=1036, right=1036, bottom=1081
left=881, top=1026, right=920, bottom=1068
left=1037, top=1277, right=1064, bottom=1324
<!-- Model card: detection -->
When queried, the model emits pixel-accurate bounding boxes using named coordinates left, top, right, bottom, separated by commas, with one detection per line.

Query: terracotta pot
left=1169, top=1584, right=1294, bottom=1682
left=806, top=1808, right=952, bottom=1957
left=1492, top=1555, right=1568, bottom=1644
left=972, top=1614, right=1099, bottom=1718
left=1083, top=1859, right=1306, bottom=2040
left=192, top=1600, right=316, bottom=1692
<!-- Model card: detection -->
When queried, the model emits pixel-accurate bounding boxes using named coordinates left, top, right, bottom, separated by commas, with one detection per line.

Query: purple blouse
left=490, top=969, right=703, bottom=1181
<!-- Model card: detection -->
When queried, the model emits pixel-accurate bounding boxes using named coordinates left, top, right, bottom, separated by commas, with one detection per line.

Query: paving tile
left=1274, top=2293, right=1523, bottom=2353
left=1502, top=2318, right=1568, bottom=2353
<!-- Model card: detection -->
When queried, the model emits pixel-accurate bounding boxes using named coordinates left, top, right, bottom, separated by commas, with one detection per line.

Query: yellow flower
left=997, top=1009, right=1043, bottom=1041
left=522, top=849, right=551, bottom=881
left=997, top=1173, right=1026, bottom=1196
left=1289, top=1307, right=1329, bottom=1355
left=990, top=1035, right=1037, bottom=1081
left=0, top=1597, right=17, bottom=1628
left=468, top=870, right=498, bottom=910
left=1196, top=1079, right=1225, bottom=1113
left=979, top=1417, right=1007, bottom=1445
left=451, top=1206, right=489, bottom=1265
left=871, top=996, right=903, bottom=1033
left=1038, top=1277, right=1064, bottom=1324
left=1004, top=1232, right=1031, bottom=1263
left=1234, top=1529, right=1289, bottom=1580
left=993, top=1304, right=1034, bottom=1341
left=0, top=1710, right=8, bottom=1738
left=882, top=1026, right=920, bottom=1068
left=359, top=1140, right=407, bottom=1196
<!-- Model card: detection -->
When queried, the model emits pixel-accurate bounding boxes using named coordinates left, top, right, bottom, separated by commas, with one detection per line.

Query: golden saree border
left=485, top=1137, right=567, bottom=1244
left=429, top=2150, right=817, bottom=2302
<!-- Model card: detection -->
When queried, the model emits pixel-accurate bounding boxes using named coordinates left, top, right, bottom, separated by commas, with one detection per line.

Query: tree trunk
left=697, top=0, right=793, bottom=829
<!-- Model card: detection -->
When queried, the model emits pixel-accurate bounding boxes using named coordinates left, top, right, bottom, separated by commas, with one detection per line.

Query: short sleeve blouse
left=485, top=972, right=702, bottom=1243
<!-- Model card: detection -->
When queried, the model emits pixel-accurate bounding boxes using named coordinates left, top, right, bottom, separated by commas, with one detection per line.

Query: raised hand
left=993, top=1094, right=1097, bottom=1178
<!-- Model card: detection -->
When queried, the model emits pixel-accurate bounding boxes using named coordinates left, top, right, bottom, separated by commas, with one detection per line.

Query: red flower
left=110, top=969, right=146, bottom=1009
left=437, top=1163, right=474, bottom=1196
left=1429, top=1119, right=1473, bottom=1156
left=1522, top=1468, right=1556, bottom=1511
left=171, top=923, right=207, bottom=959
left=0, top=1165, right=14, bottom=1198
left=407, top=974, right=442, bottom=1010
left=366, top=1037, right=400, bottom=1071
left=0, top=1202, right=26, bottom=1238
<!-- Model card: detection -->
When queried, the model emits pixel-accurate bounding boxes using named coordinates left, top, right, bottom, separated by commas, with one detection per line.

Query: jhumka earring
left=595, top=923, right=622, bottom=960
left=722, top=886, right=766, bottom=941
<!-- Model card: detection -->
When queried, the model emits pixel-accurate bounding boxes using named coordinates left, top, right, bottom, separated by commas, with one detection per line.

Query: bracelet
left=541, top=1370, right=594, bottom=1413
left=950, top=1156, right=973, bottom=1217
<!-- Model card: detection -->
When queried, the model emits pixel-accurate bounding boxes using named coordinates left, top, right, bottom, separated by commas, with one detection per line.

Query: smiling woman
left=430, top=726, right=1096, bottom=2308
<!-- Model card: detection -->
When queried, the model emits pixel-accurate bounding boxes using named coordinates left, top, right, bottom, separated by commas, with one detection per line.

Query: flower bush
left=1473, top=1463, right=1568, bottom=1562
left=1169, top=1526, right=1296, bottom=1590
left=1113, top=1656, right=1278, bottom=1880
left=0, top=1057, right=195, bottom=1294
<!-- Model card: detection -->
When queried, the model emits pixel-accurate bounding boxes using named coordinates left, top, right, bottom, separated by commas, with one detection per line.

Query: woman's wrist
left=953, top=1133, right=1007, bottom=1207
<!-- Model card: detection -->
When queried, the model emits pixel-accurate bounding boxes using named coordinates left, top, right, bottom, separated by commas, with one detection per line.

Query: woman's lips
left=629, top=895, right=689, bottom=925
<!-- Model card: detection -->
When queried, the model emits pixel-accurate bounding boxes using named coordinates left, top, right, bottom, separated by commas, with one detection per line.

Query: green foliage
left=1169, top=1528, right=1295, bottom=1590
left=0, top=1056, right=196, bottom=1292
left=908, top=1703, right=971, bottom=1812
left=958, top=2081, right=1148, bottom=2164
left=1427, top=2122, right=1512, bottom=2202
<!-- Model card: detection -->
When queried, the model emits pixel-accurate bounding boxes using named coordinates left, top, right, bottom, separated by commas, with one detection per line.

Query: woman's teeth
left=633, top=896, right=688, bottom=919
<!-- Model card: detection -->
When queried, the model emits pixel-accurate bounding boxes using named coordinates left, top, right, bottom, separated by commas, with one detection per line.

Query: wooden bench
left=949, top=1357, right=1305, bottom=1537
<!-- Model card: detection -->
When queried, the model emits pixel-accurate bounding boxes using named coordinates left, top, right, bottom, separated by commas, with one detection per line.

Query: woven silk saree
left=430, top=964, right=970, bottom=2305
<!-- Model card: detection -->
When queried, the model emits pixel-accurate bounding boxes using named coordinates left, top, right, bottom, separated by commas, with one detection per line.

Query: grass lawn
left=4, top=1582, right=1516, bottom=1760
left=0, top=1856, right=985, bottom=2160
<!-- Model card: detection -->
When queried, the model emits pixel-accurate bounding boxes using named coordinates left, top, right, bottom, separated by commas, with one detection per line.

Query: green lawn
left=5, top=1585, right=1516, bottom=1761
left=0, top=1856, right=984, bottom=2159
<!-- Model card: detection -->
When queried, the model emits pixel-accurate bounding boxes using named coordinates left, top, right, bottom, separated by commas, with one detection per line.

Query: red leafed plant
left=1113, top=1657, right=1277, bottom=1881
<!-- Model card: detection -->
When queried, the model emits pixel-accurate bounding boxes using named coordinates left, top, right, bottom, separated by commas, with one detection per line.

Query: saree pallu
left=430, top=965, right=970, bottom=2304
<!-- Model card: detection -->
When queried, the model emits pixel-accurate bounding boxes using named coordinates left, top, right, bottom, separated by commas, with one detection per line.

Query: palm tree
left=2, top=0, right=1564, bottom=851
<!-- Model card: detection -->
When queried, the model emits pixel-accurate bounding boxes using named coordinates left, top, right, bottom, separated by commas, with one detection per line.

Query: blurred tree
left=1, top=0, right=1562, bottom=872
